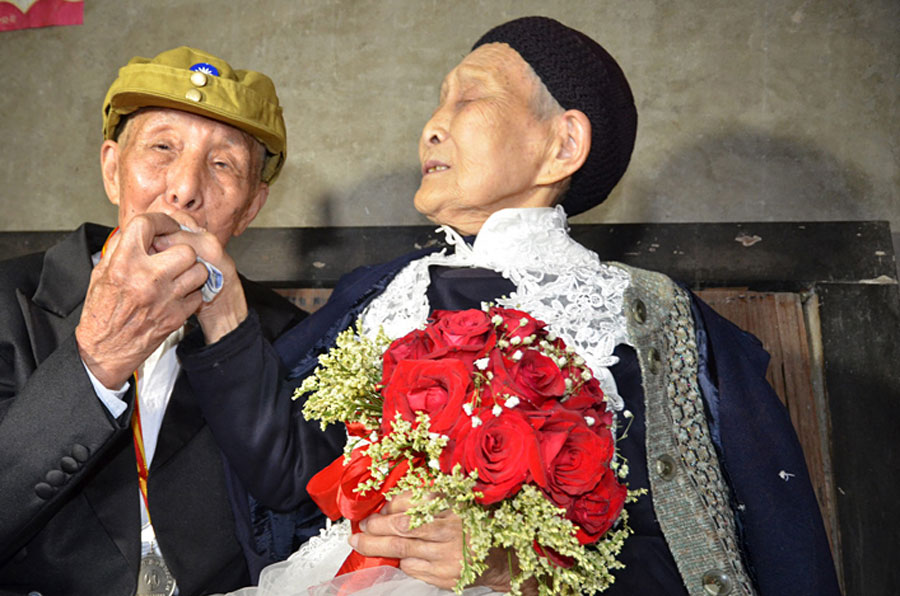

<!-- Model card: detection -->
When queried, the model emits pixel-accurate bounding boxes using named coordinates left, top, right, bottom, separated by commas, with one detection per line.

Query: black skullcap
left=473, top=16, right=637, bottom=216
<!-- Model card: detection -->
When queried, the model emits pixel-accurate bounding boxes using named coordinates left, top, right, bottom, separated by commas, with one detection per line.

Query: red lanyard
left=132, top=373, right=152, bottom=516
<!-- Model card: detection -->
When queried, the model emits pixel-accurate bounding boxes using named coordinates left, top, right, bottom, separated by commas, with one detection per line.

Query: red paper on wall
left=0, top=0, right=83, bottom=32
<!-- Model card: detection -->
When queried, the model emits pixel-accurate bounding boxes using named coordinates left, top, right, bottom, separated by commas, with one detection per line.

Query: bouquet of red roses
left=297, top=307, right=636, bottom=595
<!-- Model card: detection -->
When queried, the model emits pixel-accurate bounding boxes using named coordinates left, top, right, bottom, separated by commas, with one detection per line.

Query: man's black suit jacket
left=0, top=223, right=306, bottom=596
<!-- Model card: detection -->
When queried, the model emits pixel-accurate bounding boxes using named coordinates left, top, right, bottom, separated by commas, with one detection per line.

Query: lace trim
left=282, top=518, right=351, bottom=571
left=360, top=206, right=631, bottom=409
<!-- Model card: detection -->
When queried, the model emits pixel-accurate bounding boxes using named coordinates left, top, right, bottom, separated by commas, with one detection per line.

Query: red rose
left=511, top=349, right=567, bottom=401
left=525, top=404, right=582, bottom=485
left=381, top=359, right=472, bottom=435
left=483, top=349, right=564, bottom=409
left=481, top=350, right=525, bottom=407
left=549, top=335, right=570, bottom=353
left=543, top=421, right=615, bottom=507
left=425, top=309, right=497, bottom=366
left=382, top=329, right=436, bottom=384
left=568, top=373, right=603, bottom=402
left=564, top=377, right=614, bottom=430
left=570, top=467, right=627, bottom=543
left=442, top=407, right=545, bottom=504
left=488, top=307, right=544, bottom=342
left=427, top=309, right=494, bottom=349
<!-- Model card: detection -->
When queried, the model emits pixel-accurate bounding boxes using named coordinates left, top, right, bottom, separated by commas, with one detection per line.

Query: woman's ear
left=537, top=109, right=591, bottom=186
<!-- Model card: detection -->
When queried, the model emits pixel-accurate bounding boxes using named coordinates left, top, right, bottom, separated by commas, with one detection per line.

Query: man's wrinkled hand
left=76, top=212, right=208, bottom=388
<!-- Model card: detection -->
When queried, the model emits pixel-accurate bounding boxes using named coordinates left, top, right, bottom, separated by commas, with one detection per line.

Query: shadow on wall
left=341, top=167, right=424, bottom=227
left=302, top=167, right=423, bottom=230
left=273, top=166, right=424, bottom=274
left=630, top=128, right=874, bottom=224
left=313, top=189, right=337, bottom=228
left=624, top=127, right=900, bottom=279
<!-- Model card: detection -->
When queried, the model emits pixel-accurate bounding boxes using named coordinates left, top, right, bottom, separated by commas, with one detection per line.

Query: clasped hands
left=75, top=212, right=246, bottom=390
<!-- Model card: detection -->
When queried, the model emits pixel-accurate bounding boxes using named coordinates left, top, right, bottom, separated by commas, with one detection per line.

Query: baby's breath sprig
left=296, top=321, right=391, bottom=431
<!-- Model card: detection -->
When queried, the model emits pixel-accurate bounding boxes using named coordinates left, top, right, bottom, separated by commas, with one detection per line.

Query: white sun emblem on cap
left=189, top=62, right=219, bottom=77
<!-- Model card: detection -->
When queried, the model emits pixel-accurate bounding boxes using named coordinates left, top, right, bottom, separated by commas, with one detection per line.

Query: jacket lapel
left=18, top=224, right=109, bottom=367
left=15, top=291, right=83, bottom=369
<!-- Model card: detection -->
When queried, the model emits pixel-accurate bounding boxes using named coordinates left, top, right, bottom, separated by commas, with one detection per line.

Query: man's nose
left=165, top=156, right=205, bottom=211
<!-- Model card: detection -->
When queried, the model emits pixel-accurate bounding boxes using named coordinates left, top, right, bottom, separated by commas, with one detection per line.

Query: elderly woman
left=185, top=16, right=839, bottom=596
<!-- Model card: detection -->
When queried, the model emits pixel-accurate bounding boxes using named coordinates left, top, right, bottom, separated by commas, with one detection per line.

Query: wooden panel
left=817, top=283, right=900, bottom=596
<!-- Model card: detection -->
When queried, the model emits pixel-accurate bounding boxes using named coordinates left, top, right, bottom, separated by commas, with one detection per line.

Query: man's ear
left=100, top=140, right=122, bottom=207
left=537, top=109, right=591, bottom=186
left=232, top=183, right=269, bottom=237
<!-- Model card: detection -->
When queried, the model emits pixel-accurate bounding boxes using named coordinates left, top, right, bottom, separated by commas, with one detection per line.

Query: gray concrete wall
left=1, top=0, right=897, bottom=263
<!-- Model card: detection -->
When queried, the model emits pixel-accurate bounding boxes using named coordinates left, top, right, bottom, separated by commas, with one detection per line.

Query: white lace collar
left=361, top=206, right=632, bottom=409
left=445, top=206, right=572, bottom=267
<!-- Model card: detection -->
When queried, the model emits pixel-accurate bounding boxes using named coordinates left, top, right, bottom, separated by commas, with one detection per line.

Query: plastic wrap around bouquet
left=297, top=307, right=638, bottom=595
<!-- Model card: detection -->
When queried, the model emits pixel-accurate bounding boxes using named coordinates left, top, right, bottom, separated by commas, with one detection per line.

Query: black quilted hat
left=473, top=16, right=637, bottom=216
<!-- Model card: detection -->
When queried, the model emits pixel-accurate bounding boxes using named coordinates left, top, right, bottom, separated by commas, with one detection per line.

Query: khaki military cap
left=102, top=46, right=286, bottom=183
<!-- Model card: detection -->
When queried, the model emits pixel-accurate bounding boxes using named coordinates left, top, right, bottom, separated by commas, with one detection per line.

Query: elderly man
left=0, top=47, right=342, bottom=595
left=187, top=17, right=840, bottom=596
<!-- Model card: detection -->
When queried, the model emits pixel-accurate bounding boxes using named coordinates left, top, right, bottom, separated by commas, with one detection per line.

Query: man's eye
left=153, top=143, right=170, bottom=150
left=213, top=160, right=230, bottom=169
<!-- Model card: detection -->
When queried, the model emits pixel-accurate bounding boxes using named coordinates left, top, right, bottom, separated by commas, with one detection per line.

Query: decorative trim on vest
left=615, top=263, right=755, bottom=596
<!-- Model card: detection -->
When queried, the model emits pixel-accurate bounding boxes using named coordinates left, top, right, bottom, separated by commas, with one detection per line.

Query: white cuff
left=82, top=360, right=129, bottom=419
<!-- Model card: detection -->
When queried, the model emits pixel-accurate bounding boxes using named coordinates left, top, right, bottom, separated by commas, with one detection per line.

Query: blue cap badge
left=189, top=62, right=220, bottom=76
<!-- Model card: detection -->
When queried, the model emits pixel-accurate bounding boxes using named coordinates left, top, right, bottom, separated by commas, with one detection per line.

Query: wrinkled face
left=101, top=108, right=268, bottom=246
left=414, top=43, right=559, bottom=234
